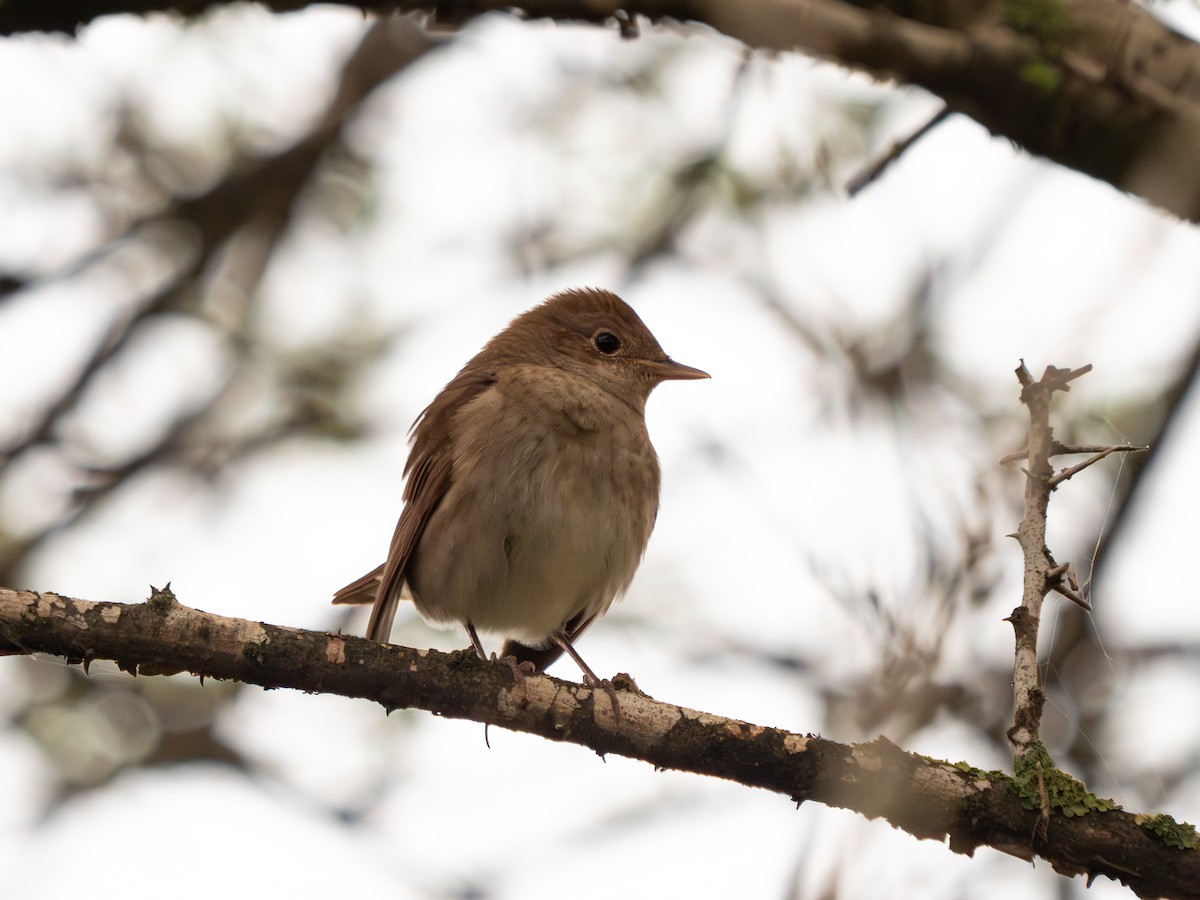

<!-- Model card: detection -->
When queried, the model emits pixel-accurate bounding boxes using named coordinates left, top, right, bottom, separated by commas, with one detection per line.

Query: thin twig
left=846, top=106, right=952, bottom=196
left=1006, top=361, right=1093, bottom=756
left=1047, top=562, right=1091, bottom=611
left=1001, top=441, right=1148, bottom=465
left=1049, top=445, right=1148, bottom=487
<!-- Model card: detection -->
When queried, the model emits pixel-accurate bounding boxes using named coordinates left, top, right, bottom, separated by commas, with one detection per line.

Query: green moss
left=1010, top=744, right=1119, bottom=817
left=1003, top=0, right=1072, bottom=53
left=1019, top=61, right=1062, bottom=95
left=146, top=582, right=178, bottom=616
left=1140, top=814, right=1199, bottom=850
left=1004, top=0, right=1071, bottom=96
left=951, top=760, right=1007, bottom=781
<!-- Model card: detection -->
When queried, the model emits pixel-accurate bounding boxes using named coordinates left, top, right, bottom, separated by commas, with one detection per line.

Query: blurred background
left=3, top=4, right=1200, bottom=897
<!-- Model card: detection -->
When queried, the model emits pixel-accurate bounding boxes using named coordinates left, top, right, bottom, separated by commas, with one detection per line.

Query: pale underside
left=407, top=364, right=660, bottom=646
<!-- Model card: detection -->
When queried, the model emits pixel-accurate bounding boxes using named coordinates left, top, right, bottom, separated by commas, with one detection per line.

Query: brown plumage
left=332, top=288, right=707, bottom=680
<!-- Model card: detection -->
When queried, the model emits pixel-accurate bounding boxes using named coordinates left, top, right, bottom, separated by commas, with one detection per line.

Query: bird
left=332, top=287, right=707, bottom=689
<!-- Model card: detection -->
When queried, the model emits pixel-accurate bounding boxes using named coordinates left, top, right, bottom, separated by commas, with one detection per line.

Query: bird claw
left=609, top=671, right=639, bottom=694
left=493, top=653, right=535, bottom=683
left=546, top=631, right=624, bottom=721
left=492, top=653, right=536, bottom=707
left=582, top=674, right=622, bottom=722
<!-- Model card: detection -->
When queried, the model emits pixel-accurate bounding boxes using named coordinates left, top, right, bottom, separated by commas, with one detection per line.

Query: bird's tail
left=333, top=564, right=402, bottom=643
left=331, top=564, right=383, bottom=606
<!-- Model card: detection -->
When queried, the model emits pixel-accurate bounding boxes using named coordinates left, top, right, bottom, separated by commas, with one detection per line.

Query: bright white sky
left=3, top=5, right=1200, bottom=899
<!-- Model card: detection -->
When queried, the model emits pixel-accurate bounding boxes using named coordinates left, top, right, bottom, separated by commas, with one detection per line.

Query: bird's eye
left=593, top=332, right=621, bottom=354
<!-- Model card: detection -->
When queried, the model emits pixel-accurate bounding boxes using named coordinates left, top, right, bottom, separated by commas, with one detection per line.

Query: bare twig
left=999, top=366, right=1147, bottom=635
left=1000, top=441, right=1147, bottom=466
left=1006, top=362, right=1092, bottom=756
left=1046, top=562, right=1090, bottom=611
left=1049, top=444, right=1148, bottom=488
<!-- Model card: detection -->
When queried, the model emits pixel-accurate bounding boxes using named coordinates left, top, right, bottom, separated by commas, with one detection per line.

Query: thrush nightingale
left=332, top=287, right=707, bottom=686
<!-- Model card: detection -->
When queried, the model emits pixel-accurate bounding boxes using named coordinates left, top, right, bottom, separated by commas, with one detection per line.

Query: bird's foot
left=609, top=672, right=639, bottom=694
left=546, top=631, right=625, bottom=722
left=582, top=674, right=622, bottom=723
left=492, top=653, right=536, bottom=706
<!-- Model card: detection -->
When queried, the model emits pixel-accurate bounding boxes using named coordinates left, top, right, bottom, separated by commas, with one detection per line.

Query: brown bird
left=332, top=287, right=707, bottom=685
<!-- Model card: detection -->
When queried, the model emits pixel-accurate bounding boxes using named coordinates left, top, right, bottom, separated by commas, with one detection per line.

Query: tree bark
left=1, top=585, right=1198, bottom=898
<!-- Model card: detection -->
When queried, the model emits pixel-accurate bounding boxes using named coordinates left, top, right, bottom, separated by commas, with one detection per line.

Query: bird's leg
left=465, top=620, right=534, bottom=701
left=549, top=632, right=620, bottom=721
left=465, top=621, right=488, bottom=660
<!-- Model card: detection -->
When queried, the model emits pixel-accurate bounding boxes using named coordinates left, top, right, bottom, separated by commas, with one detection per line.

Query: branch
left=9, top=1, right=1200, bottom=220
left=1003, top=362, right=1152, bottom=763
left=424, top=0, right=1200, bottom=222
left=0, top=16, right=436, bottom=590
left=846, top=106, right=952, bottom=197
left=1, top=586, right=1199, bottom=897
left=1006, top=362, right=1093, bottom=755
left=1048, top=444, right=1146, bottom=488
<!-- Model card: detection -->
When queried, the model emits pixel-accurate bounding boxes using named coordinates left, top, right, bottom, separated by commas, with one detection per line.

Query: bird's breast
left=407, top=367, right=661, bottom=643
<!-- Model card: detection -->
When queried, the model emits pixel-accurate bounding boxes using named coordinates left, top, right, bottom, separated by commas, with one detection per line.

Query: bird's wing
left=333, top=368, right=497, bottom=643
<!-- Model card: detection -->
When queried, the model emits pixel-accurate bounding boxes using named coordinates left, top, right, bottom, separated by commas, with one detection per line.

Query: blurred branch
left=1, top=585, right=1199, bottom=898
left=3, top=12, right=433, bottom=464
left=0, top=16, right=435, bottom=586
left=426, top=0, right=1200, bottom=225
left=1093, top=333, right=1200, bottom=582
left=11, top=2, right=1200, bottom=220
left=846, top=106, right=951, bottom=197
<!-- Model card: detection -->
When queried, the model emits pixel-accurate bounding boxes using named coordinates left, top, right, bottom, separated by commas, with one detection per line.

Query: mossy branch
left=0, top=585, right=1197, bottom=897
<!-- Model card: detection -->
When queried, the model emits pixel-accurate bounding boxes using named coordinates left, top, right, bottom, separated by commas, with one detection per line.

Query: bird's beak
left=641, top=358, right=710, bottom=381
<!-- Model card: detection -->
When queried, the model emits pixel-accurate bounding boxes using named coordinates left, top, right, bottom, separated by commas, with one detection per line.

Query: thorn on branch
left=1015, top=358, right=1034, bottom=387
left=1000, top=446, right=1028, bottom=465
left=1041, top=363, right=1093, bottom=392
left=1016, top=362, right=1093, bottom=405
